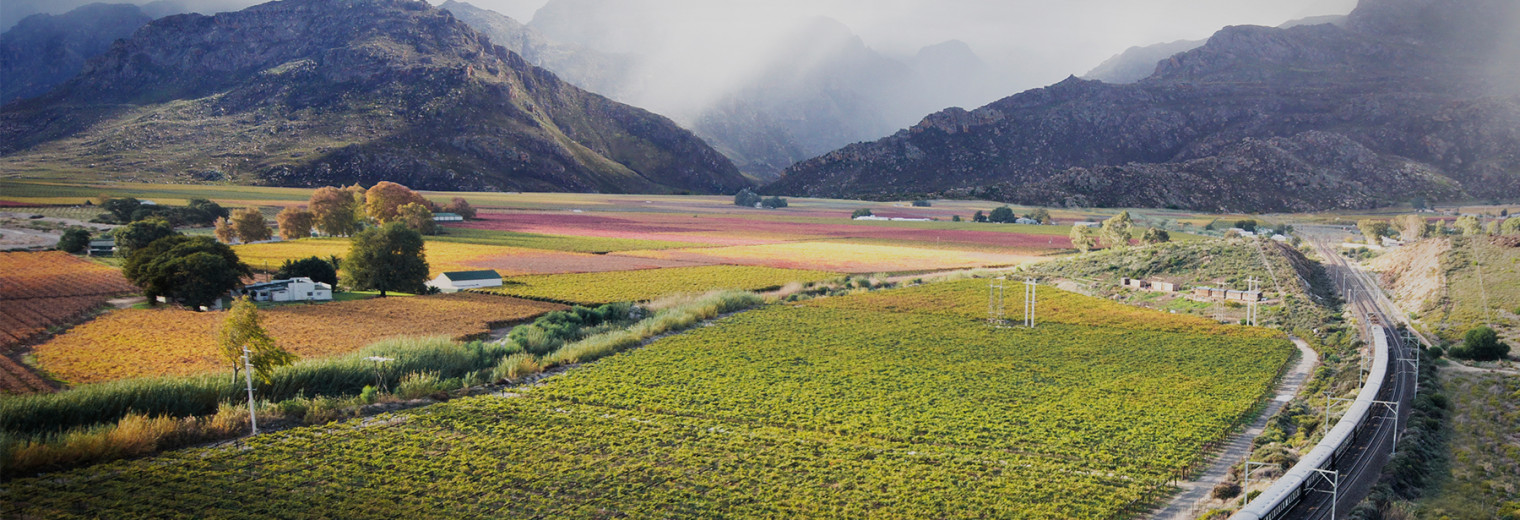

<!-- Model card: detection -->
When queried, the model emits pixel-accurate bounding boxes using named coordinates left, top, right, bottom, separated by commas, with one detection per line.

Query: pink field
left=462, top=251, right=711, bottom=274
left=457, top=212, right=1072, bottom=251
left=615, top=242, right=1042, bottom=273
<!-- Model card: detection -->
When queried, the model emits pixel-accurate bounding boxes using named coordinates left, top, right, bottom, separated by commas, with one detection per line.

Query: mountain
left=0, top=3, right=152, bottom=104
left=0, top=0, right=258, bottom=32
left=1083, top=39, right=1203, bottom=84
left=517, top=0, right=998, bottom=180
left=437, top=0, right=632, bottom=99
left=0, top=0, right=750, bottom=194
left=768, top=0, right=1520, bottom=212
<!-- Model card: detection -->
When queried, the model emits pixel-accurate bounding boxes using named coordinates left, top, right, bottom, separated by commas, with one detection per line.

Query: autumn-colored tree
left=397, top=202, right=438, bottom=235
left=309, top=186, right=362, bottom=237
left=231, top=207, right=271, bottom=243
left=1069, top=225, right=1096, bottom=253
left=442, top=197, right=477, bottom=219
left=364, top=181, right=430, bottom=223
left=276, top=207, right=316, bottom=240
left=1395, top=214, right=1429, bottom=240
left=1357, top=219, right=1391, bottom=246
left=217, top=296, right=297, bottom=383
left=213, top=217, right=236, bottom=243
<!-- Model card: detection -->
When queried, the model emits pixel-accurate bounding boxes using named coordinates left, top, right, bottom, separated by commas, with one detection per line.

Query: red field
left=0, top=252, right=138, bottom=394
left=455, top=211, right=1073, bottom=251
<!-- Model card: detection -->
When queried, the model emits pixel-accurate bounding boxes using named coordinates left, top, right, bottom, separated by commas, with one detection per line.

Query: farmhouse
left=232, top=277, right=333, bottom=303
left=426, top=270, right=503, bottom=293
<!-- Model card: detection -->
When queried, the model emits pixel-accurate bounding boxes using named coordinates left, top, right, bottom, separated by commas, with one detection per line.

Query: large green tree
left=1357, top=219, right=1390, bottom=246
left=345, top=222, right=430, bottom=297
left=274, top=256, right=339, bottom=287
left=988, top=206, right=1015, bottom=223
left=1069, top=225, right=1097, bottom=253
left=124, top=236, right=251, bottom=310
left=1100, top=211, right=1134, bottom=249
left=1453, top=326, right=1511, bottom=361
left=57, top=227, right=91, bottom=254
left=113, top=217, right=177, bottom=255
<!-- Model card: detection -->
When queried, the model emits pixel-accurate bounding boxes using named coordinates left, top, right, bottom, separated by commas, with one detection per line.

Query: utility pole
left=1310, top=468, right=1340, bottom=520
left=242, top=346, right=258, bottom=435
left=1024, top=278, right=1037, bottom=328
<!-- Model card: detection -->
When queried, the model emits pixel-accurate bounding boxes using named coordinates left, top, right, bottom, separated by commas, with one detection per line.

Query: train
left=1231, top=325, right=1391, bottom=520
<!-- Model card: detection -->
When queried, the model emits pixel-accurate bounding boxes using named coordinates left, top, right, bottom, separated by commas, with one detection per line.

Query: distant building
left=1152, top=281, right=1177, bottom=292
left=433, top=212, right=464, bottom=222
left=233, top=277, right=332, bottom=303
left=426, top=270, right=503, bottom=293
left=87, top=238, right=116, bottom=257
left=1074, top=221, right=1101, bottom=228
left=1014, top=218, right=1041, bottom=225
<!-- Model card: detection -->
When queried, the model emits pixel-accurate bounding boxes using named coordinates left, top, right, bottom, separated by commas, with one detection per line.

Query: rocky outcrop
left=768, top=0, right=1520, bottom=212
left=0, top=0, right=750, bottom=194
left=0, top=4, right=152, bottom=104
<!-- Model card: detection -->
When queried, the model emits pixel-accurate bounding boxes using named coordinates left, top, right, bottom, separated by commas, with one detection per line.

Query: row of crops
left=1, top=252, right=138, bottom=394
left=3, top=281, right=1294, bottom=518
left=483, top=265, right=837, bottom=305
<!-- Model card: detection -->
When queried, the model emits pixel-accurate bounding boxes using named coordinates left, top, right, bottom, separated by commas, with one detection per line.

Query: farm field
left=232, top=238, right=707, bottom=277
left=1, top=280, right=1295, bottom=518
left=0, top=252, right=138, bottom=394
left=485, top=265, right=836, bottom=305
left=30, top=293, right=564, bottom=384
left=615, top=241, right=1043, bottom=273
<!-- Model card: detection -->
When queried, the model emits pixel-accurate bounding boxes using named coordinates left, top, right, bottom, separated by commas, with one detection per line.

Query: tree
left=274, top=256, right=339, bottom=287
left=1450, top=326, right=1510, bottom=361
left=113, top=217, right=177, bottom=255
left=951, top=215, right=962, bottom=222
left=1357, top=219, right=1391, bottom=246
left=734, top=188, right=762, bottom=207
left=972, top=210, right=987, bottom=223
left=100, top=197, right=141, bottom=223
left=186, top=198, right=229, bottom=225
left=230, top=207, right=271, bottom=243
left=1454, top=215, right=1483, bottom=236
left=123, top=236, right=251, bottom=310
left=57, top=227, right=91, bottom=253
left=1141, top=227, right=1171, bottom=245
left=397, top=202, right=438, bottom=235
left=1101, top=211, right=1134, bottom=249
left=988, top=206, right=1016, bottom=223
left=851, top=208, right=874, bottom=219
left=1030, top=208, right=1052, bottom=225
left=309, top=186, right=362, bottom=237
left=441, top=197, right=476, bottom=220
left=1395, top=214, right=1429, bottom=240
left=276, top=207, right=315, bottom=240
left=1069, top=225, right=1097, bottom=253
left=345, top=222, right=429, bottom=297
left=1234, top=219, right=1258, bottom=232
left=364, top=181, right=430, bottom=223
left=217, top=296, right=296, bottom=384
left=213, top=217, right=236, bottom=243
left=911, top=200, right=932, bottom=207
left=1502, top=217, right=1520, bottom=235
left=761, top=196, right=788, bottom=209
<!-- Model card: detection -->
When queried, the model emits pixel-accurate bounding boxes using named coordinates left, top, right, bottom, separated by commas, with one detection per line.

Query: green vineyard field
left=2, top=282, right=1294, bottom=519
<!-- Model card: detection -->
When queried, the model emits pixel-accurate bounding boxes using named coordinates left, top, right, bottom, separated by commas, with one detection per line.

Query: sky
left=454, top=0, right=1361, bottom=88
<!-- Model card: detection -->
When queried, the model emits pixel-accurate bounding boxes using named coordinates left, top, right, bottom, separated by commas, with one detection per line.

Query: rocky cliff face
left=0, top=0, right=750, bottom=194
left=0, top=4, right=152, bottom=104
left=769, top=0, right=1520, bottom=212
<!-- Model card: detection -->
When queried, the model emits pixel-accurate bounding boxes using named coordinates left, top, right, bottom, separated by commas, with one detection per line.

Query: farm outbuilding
left=1152, top=281, right=1176, bottom=292
left=232, top=277, right=333, bottom=303
left=433, top=212, right=464, bottom=222
left=87, top=239, right=116, bottom=257
left=426, top=270, right=503, bottom=293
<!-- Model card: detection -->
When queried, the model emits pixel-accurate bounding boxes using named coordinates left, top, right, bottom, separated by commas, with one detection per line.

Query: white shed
left=426, top=270, right=503, bottom=293
left=234, top=277, right=332, bottom=303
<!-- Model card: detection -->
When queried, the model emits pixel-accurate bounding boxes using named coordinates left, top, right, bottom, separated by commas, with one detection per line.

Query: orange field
left=1, top=252, right=138, bottom=394
left=32, top=293, right=565, bottom=384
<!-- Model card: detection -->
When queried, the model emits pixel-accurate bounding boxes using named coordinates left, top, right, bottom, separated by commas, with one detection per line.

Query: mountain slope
left=1082, top=39, right=1203, bottom=84
left=437, top=0, right=632, bottom=99
left=769, top=0, right=1520, bottom=212
left=0, top=4, right=152, bottom=104
left=0, top=0, right=749, bottom=194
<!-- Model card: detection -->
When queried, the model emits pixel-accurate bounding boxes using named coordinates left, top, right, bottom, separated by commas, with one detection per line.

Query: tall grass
left=542, top=290, right=762, bottom=367
left=0, top=337, right=519, bottom=438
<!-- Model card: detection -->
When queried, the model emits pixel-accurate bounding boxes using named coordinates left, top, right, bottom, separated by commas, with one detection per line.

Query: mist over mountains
left=769, top=0, right=1520, bottom=212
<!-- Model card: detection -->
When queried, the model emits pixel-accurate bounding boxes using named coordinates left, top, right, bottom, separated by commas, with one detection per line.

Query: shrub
left=1452, top=326, right=1510, bottom=361
left=851, top=208, right=873, bottom=219
left=492, top=353, right=543, bottom=382
left=395, top=372, right=445, bottom=400
left=911, top=200, right=931, bottom=207
left=57, top=228, right=91, bottom=254
left=359, top=385, right=378, bottom=404
left=1211, top=481, right=1241, bottom=500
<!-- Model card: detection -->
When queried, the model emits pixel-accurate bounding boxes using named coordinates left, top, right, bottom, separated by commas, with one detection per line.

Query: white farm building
left=426, top=270, right=503, bottom=293
left=234, top=277, right=332, bottom=303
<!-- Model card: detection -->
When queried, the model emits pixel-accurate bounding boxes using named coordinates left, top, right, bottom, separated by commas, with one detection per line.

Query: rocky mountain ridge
left=767, top=0, right=1520, bottom=212
left=0, top=4, right=152, bottom=104
left=0, top=0, right=751, bottom=194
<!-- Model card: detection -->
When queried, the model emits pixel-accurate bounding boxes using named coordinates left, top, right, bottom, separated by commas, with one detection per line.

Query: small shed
left=1193, top=287, right=1214, bottom=298
left=1152, top=281, right=1177, bottom=292
left=433, top=212, right=464, bottom=222
left=426, top=270, right=503, bottom=293
left=87, top=238, right=116, bottom=257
